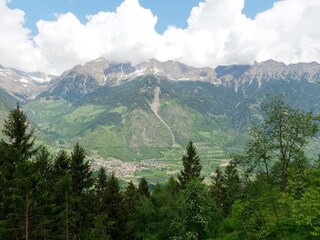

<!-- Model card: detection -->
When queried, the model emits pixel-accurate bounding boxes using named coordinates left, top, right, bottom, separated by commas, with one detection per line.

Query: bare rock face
left=0, top=65, right=53, bottom=100
left=216, top=60, right=320, bottom=92
left=39, top=57, right=222, bottom=101
left=2, top=57, right=320, bottom=103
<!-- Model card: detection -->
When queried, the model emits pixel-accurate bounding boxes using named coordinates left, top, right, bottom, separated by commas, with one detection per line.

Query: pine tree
left=53, top=173, right=74, bottom=240
left=95, top=167, right=108, bottom=212
left=70, top=143, right=93, bottom=195
left=124, top=181, right=139, bottom=239
left=138, top=177, right=150, bottom=198
left=177, top=140, right=203, bottom=188
left=1, top=103, right=37, bottom=167
left=52, top=149, right=70, bottom=180
left=165, top=176, right=179, bottom=197
left=35, top=145, right=53, bottom=184
left=0, top=104, right=38, bottom=238
left=124, top=181, right=139, bottom=212
left=105, top=172, right=125, bottom=239
left=5, top=161, right=53, bottom=240
left=69, top=142, right=94, bottom=238
left=211, top=166, right=226, bottom=215
left=224, top=162, right=241, bottom=216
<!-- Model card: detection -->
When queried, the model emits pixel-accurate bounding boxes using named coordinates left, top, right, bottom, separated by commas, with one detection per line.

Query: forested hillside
left=1, top=97, right=320, bottom=239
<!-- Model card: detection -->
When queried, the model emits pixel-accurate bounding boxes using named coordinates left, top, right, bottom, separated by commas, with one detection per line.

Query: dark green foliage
left=70, top=142, right=93, bottom=195
left=262, top=97, right=318, bottom=191
left=170, top=179, right=220, bottom=239
left=52, top=149, right=70, bottom=179
left=53, top=173, right=74, bottom=239
left=0, top=103, right=37, bottom=182
left=124, top=181, right=139, bottom=212
left=123, top=181, right=138, bottom=238
left=3, top=161, right=53, bottom=239
left=69, top=142, right=94, bottom=237
left=88, top=213, right=112, bottom=240
left=1, top=96, right=320, bottom=239
left=211, top=163, right=241, bottom=217
left=211, top=166, right=227, bottom=216
left=35, top=145, right=53, bottom=183
left=177, top=141, right=203, bottom=188
left=138, top=177, right=150, bottom=198
left=130, top=196, right=157, bottom=239
left=95, top=167, right=108, bottom=211
left=104, top=172, right=125, bottom=239
left=1, top=103, right=37, bottom=163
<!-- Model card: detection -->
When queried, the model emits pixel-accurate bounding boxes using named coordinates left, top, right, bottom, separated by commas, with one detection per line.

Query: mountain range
left=1, top=58, right=320, bottom=181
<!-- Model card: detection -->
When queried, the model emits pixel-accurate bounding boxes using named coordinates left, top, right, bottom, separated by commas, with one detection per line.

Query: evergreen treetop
left=177, top=140, right=203, bottom=188
left=1, top=103, right=37, bottom=165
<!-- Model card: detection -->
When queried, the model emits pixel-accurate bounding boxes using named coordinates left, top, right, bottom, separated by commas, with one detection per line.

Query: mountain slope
left=2, top=58, right=320, bottom=180
left=0, top=65, right=53, bottom=100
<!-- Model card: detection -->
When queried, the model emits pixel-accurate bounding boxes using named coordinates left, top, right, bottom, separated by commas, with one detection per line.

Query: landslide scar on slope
left=150, top=87, right=179, bottom=147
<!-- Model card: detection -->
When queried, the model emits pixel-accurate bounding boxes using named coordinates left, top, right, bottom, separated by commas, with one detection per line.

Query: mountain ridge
left=35, top=58, right=320, bottom=103
left=2, top=58, right=320, bottom=180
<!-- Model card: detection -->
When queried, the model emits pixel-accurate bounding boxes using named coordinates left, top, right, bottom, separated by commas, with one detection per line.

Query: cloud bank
left=1, top=0, right=320, bottom=74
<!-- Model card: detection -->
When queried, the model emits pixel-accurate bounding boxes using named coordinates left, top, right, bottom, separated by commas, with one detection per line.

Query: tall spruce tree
left=70, top=143, right=93, bottom=196
left=124, top=181, right=138, bottom=213
left=223, top=163, right=241, bottom=216
left=138, top=177, right=150, bottom=198
left=0, top=104, right=38, bottom=238
left=95, top=167, right=108, bottom=212
left=69, top=142, right=94, bottom=238
left=211, top=166, right=226, bottom=215
left=177, top=141, right=203, bottom=188
left=1, top=103, right=37, bottom=166
left=124, top=181, right=139, bottom=239
left=52, top=149, right=70, bottom=180
left=0, top=104, right=37, bottom=181
left=35, top=145, right=53, bottom=184
left=105, top=172, right=125, bottom=240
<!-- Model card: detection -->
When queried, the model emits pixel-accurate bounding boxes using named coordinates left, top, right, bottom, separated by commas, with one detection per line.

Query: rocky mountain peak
left=0, top=65, right=53, bottom=100
left=234, top=60, right=320, bottom=87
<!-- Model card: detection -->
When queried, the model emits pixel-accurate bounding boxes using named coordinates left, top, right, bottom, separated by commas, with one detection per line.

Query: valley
left=1, top=58, right=320, bottom=182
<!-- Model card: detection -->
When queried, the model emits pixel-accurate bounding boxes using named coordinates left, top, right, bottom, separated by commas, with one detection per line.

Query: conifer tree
left=5, top=161, right=53, bottom=240
left=223, top=162, right=241, bottom=216
left=1, top=103, right=37, bottom=166
left=211, top=166, right=226, bottom=214
left=52, top=149, right=70, bottom=180
left=138, top=177, right=150, bottom=198
left=124, top=181, right=139, bottom=239
left=105, top=172, right=125, bottom=239
left=124, top=181, right=139, bottom=212
left=177, top=140, right=203, bottom=188
left=95, top=167, right=108, bottom=212
left=0, top=104, right=38, bottom=238
left=35, top=145, right=53, bottom=184
left=165, top=176, right=179, bottom=197
left=69, top=142, right=94, bottom=237
left=70, top=142, right=93, bottom=195
left=0, top=104, right=37, bottom=181
left=53, top=173, right=74, bottom=240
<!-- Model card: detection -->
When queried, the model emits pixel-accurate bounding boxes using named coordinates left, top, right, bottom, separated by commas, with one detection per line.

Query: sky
left=1, top=0, right=320, bottom=74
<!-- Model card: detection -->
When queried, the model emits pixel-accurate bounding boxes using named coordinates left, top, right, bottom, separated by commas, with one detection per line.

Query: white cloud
left=156, top=0, right=256, bottom=67
left=1, top=0, right=320, bottom=74
left=35, top=0, right=161, bottom=73
left=0, top=0, right=44, bottom=72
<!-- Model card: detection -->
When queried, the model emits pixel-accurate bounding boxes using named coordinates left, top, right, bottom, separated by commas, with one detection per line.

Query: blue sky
left=8, top=0, right=277, bottom=35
